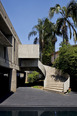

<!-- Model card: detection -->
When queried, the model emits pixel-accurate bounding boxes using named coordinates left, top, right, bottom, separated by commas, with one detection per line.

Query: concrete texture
left=0, top=1, right=21, bottom=44
left=0, top=1, right=70, bottom=94
left=20, top=60, right=46, bottom=77
left=10, top=69, right=17, bottom=92
left=44, top=66, right=70, bottom=93
left=0, top=87, right=77, bottom=111
left=0, top=2, right=20, bottom=70
left=0, top=31, right=12, bottom=47
left=18, top=45, right=39, bottom=58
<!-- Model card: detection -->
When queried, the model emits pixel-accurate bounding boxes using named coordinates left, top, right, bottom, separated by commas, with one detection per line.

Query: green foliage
left=42, top=37, right=54, bottom=65
left=53, top=44, right=77, bottom=77
left=42, top=48, right=51, bottom=65
left=49, top=2, right=77, bottom=43
left=28, top=71, right=39, bottom=83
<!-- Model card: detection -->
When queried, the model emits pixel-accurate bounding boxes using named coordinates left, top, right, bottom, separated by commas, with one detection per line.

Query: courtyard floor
left=0, top=87, right=77, bottom=111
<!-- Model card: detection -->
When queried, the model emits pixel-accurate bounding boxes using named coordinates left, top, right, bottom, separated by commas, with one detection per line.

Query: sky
left=1, top=0, right=76, bottom=51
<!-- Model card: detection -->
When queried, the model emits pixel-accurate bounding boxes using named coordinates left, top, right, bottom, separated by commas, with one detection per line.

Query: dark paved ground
left=0, top=87, right=77, bottom=110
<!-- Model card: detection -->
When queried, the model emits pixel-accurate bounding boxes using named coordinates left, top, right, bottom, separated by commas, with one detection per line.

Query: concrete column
left=25, top=71, right=28, bottom=83
left=10, top=69, right=17, bottom=92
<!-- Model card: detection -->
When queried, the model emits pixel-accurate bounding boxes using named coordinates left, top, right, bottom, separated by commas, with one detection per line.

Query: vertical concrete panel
left=10, top=69, right=17, bottom=92
left=12, top=36, right=14, bottom=63
left=6, top=36, right=12, bottom=62
left=0, top=45, right=4, bottom=58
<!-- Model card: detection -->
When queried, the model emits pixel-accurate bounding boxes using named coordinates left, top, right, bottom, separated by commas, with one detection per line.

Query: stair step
left=44, top=65, right=66, bottom=93
left=45, top=82, right=63, bottom=85
left=45, top=85, right=63, bottom=88
left=44, top=87, right=63, bottom=92
left=45, top=86, right=63, bottom=90
left=45, top=84, right=63, bottom=87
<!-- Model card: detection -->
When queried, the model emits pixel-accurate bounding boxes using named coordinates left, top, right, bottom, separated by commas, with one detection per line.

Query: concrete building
left=0, top=1, right=70, bottom=96
left=0, top=1, right=21, bottom=94
left=0, top=1, right=46, bottom=95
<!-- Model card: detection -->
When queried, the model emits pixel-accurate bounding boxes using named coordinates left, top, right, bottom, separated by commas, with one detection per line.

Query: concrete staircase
left=44, top=65, right=70, bottom=93
left=18, top=45, right=70, bottom=93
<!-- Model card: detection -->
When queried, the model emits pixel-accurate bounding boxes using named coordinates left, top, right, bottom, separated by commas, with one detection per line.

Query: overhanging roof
left=0, top=31, right=12, bottom=47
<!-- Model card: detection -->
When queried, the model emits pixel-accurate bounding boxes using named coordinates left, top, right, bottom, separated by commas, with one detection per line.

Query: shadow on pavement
left=0, top=92, right=14, bottom=103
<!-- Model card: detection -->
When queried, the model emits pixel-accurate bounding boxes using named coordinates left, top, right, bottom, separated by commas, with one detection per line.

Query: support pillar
left=10, top=69, right=17, bottom=92
left=25, top=71, right=28, bottom=83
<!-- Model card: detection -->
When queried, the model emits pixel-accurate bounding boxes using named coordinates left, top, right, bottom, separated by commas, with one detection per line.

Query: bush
left=53, top=44, right=77, bottom=77
left=28, top=71, right=39, bottom=83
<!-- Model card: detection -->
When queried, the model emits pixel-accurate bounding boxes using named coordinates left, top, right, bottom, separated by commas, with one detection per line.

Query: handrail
left=38, top=61, right=46, bottom=76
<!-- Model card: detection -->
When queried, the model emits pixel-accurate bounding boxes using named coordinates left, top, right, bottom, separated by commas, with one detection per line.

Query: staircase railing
left=38, top=61, right=46, bottom=76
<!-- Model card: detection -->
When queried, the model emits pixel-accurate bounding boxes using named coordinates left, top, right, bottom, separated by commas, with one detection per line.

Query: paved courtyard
left=0, top=87, right=77, bottom=111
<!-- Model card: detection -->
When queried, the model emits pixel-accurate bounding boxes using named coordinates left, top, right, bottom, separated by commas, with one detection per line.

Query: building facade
left=0, top=2, right=45, bottom=97
left=0, top=1, right=23, bottom=95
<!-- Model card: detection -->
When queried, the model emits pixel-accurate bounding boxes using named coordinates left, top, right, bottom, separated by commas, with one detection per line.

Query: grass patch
left=32, top=86, right=43, bottom=90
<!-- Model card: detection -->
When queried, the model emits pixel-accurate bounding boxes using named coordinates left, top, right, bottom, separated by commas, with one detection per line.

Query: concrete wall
left=0, top=45, right=4, bottom=58
left=18, top=45, right=39, bottom=59
left=44, top=66, right=70, bottom=93
left=0, top=2, right=21, bottom=70
left=0, top=34, right=19, bottom=69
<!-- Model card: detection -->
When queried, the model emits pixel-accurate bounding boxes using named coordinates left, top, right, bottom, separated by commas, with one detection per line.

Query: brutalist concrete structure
left=0, top=1, right=21, bottom=93
left=0, top=1, right=46, bottom=95
left=0, top=1, right=70, bottom=96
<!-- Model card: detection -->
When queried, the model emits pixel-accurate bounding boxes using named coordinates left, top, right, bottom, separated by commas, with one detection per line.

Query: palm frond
left=67, top=0, right=77, bottom=26
left=33, top=37, right=39, bottom=44
left=28, top=31, right=37, bottom=39
left=55, top=4, right=61, bottom=13
left=49, top=7, right=55, bottom=19
left=49, top=4, right=61, bottom=19
left=67, top=19, right=77, bottom=43
left=62, top=6, right=67, bottom=17
left=56, top=18, right=64, bottom=34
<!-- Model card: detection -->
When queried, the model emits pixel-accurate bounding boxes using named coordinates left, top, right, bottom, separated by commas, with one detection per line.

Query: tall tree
left=28, top=18, right=58, bottom=63
left=28, top=19, right=44, bottom=61
left=43, top=18, right=57, bottom=60
left=49, top=2, right=77, bottom=44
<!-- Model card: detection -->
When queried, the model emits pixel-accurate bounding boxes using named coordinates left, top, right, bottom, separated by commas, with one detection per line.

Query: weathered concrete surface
left=44, top=66, right=70, bottom=93
left=0, top=31, right=12, bottom=47
left=10, top=69, right=17, bottom=92
left=0, top=1, right=21, bottom=44
left=18, top=45, right=39, bottom=58
left=0, top=87, right=77, bottom=110
left=20, top=59, right=46, bottom=77
left=0, top=2, right=21, bottom=70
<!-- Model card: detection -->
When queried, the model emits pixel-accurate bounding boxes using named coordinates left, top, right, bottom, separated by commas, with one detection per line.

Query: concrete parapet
left=18, top=45, right=39, bottom=59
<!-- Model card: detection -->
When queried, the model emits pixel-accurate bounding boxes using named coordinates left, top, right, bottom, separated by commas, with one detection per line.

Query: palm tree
left=28, top=19, right=45, bottom=61
left=43, top=18, right=57, bottom=60
left=49, top=2, right=77, bottom=44
left=28, top=18, right=57, bottom=62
